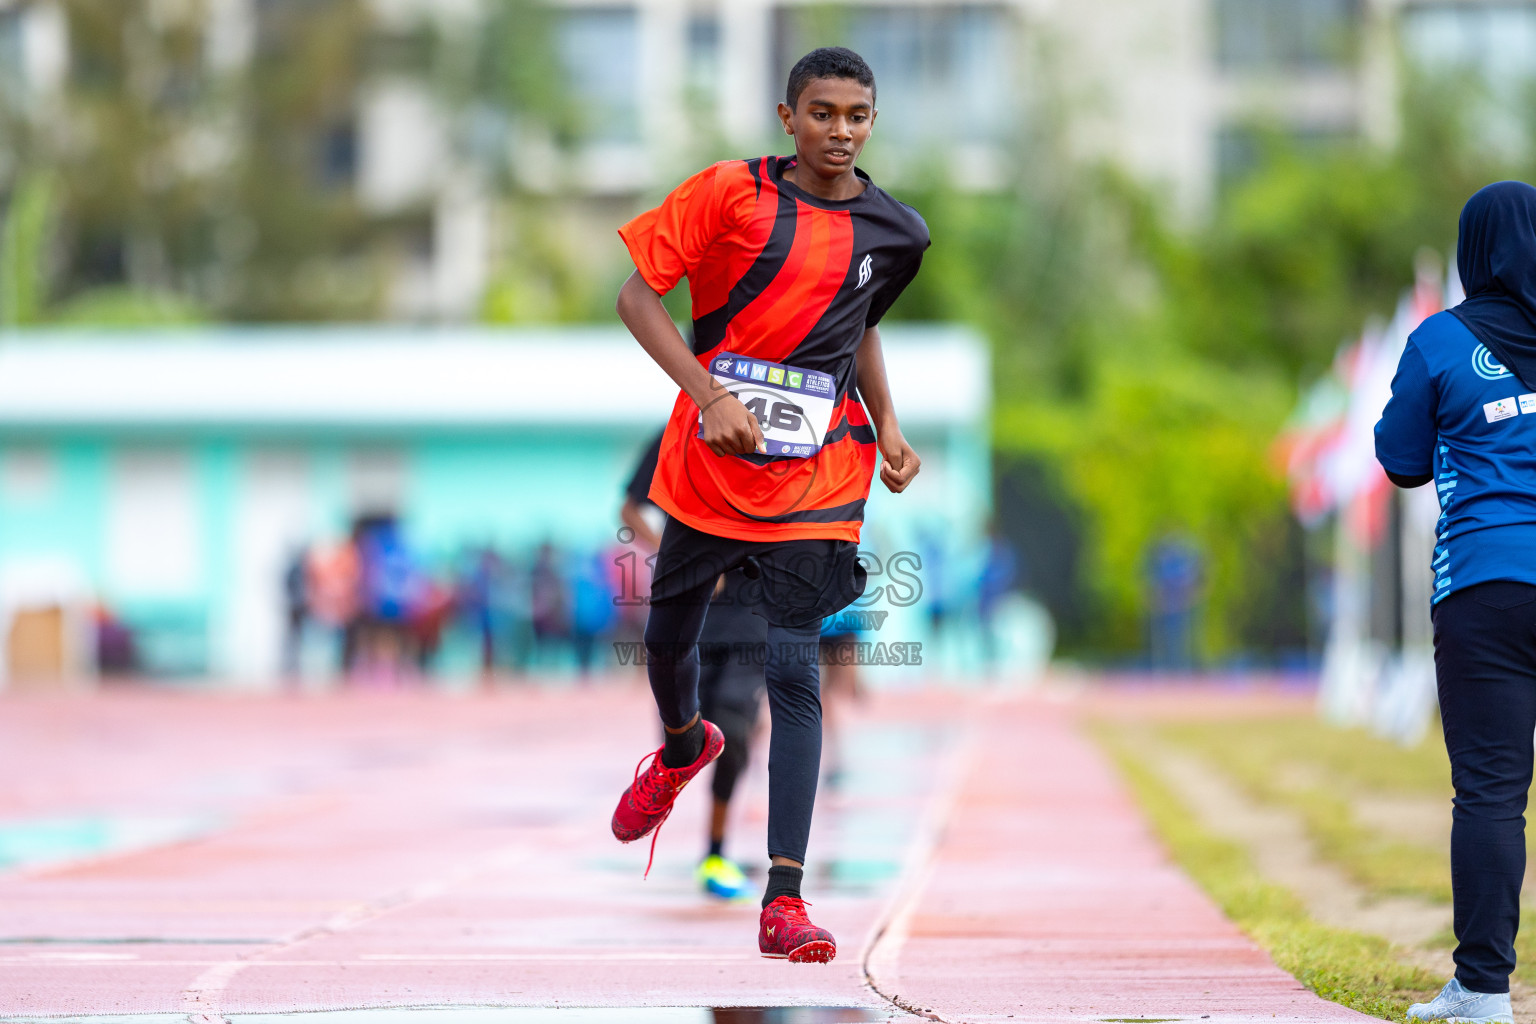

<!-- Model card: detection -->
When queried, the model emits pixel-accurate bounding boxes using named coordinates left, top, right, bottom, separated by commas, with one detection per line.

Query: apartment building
left=525, top=0, right=1536, bottom=211
left=2, top=0, right=1533, bottom=317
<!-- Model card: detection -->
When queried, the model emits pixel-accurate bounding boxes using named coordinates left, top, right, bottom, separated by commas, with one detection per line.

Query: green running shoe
left=696, top=854, right=750, bottom=900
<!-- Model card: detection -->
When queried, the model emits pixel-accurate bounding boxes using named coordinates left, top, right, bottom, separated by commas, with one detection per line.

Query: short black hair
left=785, top=47, right=876, bottom=111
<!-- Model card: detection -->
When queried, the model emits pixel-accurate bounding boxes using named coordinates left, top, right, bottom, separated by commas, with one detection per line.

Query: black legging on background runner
left=1433, top=580, right=1536, bottom=995
left=646, top=589, right=822, bottom=864
left=697, top=659, right=762, bottom=804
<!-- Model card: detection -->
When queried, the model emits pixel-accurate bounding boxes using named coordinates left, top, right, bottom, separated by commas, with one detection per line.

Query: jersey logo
left=856, top=254, right=873, bottom=290
left=1473, top=344, right=1512, bottom=380
left=1485, top=396, right=1518, bottom=422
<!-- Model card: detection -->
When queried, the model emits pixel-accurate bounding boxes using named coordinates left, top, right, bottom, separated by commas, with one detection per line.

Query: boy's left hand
left=878, top=430, right=921, bottom=493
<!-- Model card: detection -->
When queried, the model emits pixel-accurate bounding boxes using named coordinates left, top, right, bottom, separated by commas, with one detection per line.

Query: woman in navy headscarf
left=1376, top=181, right=1536, bottom=1024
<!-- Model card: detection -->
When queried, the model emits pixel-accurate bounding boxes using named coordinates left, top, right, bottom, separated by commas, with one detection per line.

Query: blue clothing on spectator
left=570, top=551, right=618, bottom=637
left=1375, top=309, right=1536, bottom=604
left=358, top=521, right=417, bottom=622
left=1380, top=182, right=1536, bottom=1000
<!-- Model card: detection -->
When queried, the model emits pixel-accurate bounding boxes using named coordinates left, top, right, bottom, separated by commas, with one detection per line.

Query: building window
left=1215, top=122, right=1351, bottom=186
left=1214, top=0, right=1359, bottom=73
left=686, top=12, right=721, bottom=100
left=1401, top=4, right=1536, bottom=155
left=1402, top=4, right=1536, bottom=90
left=558, top=7, right=641, bottom=144
left=319, top=120, right=358, bottom=190
left=0, top=9, right=23, bottom=105
left=773, top=5, right=1018, bottom=148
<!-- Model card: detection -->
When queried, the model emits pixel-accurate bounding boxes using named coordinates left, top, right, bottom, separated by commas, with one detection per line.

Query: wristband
left=699, top=392, right=733, bottom=414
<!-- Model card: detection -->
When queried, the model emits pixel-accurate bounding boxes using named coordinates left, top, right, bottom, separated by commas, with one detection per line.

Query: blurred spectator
left=569, top=548, right=618, bottom=675
left=284, top=526, right=635, bottom=682
left=461, top=546, right=509, bottom=682
left=281, top=545, right=309, bottom=682
left=1146, top=534, right=1204, bottom=671
left=977, top=526, right=1021, bottom=667
left=94, top=604, right=137, bottom=677
left=918, top=524, right=951, bottom=651
left=408, top=576, right=455, bottom=673
left=352, top=514, right=423, bottom=686
left=530, top=542, right=570, bottom=669
left=307, top=536, right=362, bottom=670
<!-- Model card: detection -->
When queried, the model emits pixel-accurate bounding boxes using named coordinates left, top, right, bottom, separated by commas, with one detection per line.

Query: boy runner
left=609, top=46, right=927, bottom=963
left=621, top=428, right=768, bottom=901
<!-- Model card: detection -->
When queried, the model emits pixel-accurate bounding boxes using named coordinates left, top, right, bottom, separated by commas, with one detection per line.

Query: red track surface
left=0, top=682, right=1372, bottom=1022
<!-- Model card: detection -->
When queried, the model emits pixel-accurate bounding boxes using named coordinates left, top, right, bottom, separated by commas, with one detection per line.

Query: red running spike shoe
left=759, top=896, right=837, bottom=963
left=611, top=720, right=724, bottom=876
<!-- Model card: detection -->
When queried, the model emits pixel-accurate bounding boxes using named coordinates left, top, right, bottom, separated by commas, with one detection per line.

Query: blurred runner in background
left=621, top=429, right=767, bottom=901
left=817, top=612, right=862, bottom=789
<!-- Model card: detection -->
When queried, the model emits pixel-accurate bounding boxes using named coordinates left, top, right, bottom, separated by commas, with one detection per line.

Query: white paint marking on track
left=358, top=952, right=763, bottom=961
left=176, top=842, right=535, bottom=1024
left=859, top=700, right=982, bottom=1024
left=0, top=955, right=763, bottom=966
left=26, top=951, right=139, bottom=960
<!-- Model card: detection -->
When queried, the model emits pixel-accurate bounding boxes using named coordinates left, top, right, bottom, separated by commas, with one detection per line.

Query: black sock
left=708, top=838, right=724, bottom=858
left=762, top=864, right=803, bottom=908
left=661, top=719, right=705, bottom=768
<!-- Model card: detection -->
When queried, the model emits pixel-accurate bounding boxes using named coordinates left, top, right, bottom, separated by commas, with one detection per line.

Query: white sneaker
left=1407, top=978, right=1513, bottom=1024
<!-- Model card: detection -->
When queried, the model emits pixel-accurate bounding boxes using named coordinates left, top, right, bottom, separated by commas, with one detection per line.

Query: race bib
left=700, top=351, right=836, bottom=458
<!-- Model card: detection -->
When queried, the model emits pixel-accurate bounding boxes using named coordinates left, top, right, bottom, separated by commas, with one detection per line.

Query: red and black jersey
left=618, top=155, right=929, bottom=543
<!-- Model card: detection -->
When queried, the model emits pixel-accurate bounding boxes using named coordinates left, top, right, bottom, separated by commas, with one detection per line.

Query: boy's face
left=777, top=77, right=877, bottom=181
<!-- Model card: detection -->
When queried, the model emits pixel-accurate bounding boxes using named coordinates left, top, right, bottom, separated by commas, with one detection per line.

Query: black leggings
left=698, top=668, right=760, bottom=804
left=646, top=591, right=822, bottom=864
left=1434, top=580, right=1536, bottom=994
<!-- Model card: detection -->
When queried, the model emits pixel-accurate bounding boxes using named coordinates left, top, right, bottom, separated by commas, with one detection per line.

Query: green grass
left=1095, top=723, right=1440, bottom=1020
left=1157, top=716, right=1453, bottom=902
left=1159, top=716, right=1451, bottom=794
left=1128, top=714, right=1536, bottom=988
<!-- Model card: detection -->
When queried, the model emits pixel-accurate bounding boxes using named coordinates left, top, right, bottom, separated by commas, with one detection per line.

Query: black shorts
left=650, top=518, right=867, bottom=630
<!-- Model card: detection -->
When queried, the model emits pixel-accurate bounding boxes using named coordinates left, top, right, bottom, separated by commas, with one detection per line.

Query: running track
left=0, top=683, right=1373, bottom=1022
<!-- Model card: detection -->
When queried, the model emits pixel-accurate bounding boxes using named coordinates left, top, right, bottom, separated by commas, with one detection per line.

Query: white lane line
left=359, top=952, right=762, bottom=961
left=25, top=951, right=139, bottom=960
left=2, top=954, right=762, bottom=966
left=858, top=699, right=982, bottom=1024
left=180, top=958, right=244, bottom=1024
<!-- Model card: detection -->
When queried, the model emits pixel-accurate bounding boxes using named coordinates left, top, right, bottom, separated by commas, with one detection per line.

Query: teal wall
left=0, top=420, right=991, bottom=684
left=0, top=441, right=108, bottom=578
left=405, top=430, right=645, bottom=553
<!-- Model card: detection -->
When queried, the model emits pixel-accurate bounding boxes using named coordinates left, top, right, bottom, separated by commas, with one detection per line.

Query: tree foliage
left=890, top=73, right=1534, bottom=659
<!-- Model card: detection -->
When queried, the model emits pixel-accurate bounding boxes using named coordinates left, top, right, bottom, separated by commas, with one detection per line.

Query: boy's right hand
left=699, top=391, right=767, bottom=457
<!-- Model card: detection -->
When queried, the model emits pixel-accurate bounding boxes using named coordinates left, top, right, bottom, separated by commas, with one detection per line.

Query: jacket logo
left=1473, top=344, right=1512, bottom=380
left=856, top=254, right=873, bottom=290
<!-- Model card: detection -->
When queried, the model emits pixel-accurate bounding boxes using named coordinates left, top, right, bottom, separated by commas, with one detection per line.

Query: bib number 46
left=740, top=395, right=804, bottom=432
